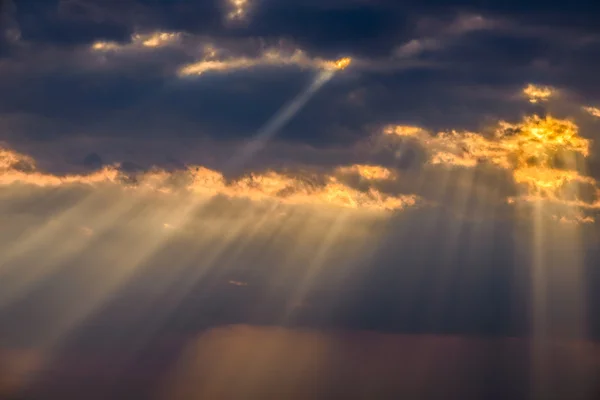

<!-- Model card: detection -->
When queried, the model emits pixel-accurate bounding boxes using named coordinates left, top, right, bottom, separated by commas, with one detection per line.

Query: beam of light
left=80, top=201, right=290, bottom=363
left=0, top=187, right=146, bottom=302
left=0, top=194, right=142, bottom=309
left=530, top=199, right=549, bottom=400
left=281, top=210, right=351, bottom=320
left=228, top=70, right=335, bottom=171
left=380, top=86, right=596, bottom=398
left=24, top=191, right=209, bottom=351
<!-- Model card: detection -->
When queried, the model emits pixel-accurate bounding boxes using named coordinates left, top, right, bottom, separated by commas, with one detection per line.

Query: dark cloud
left=1, top=0, right=600, bottom=164
left=13, top=0, right=132, bottom=47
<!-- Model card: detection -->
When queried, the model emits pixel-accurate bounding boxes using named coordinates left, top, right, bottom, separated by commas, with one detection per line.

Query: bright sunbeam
left=229, top=70, right=335, bottom=170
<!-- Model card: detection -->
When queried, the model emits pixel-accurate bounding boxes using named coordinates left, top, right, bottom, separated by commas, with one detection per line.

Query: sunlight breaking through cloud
left=226, top=0, right=251, bottom=21
left=178, top=48, right=352, bottom=76
left=0, top=147, right=417, bottom=212
left=523, top=84, right=555, bottom=104
left=383, top=84, right=598, bottom=221
left=91, top=31, right=182, bottom=52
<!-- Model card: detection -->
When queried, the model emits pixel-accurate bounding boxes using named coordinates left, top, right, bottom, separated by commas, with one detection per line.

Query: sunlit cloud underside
left=2, top=84, right=599, bottom=219
left=90, top=30, right=353, bottom=78
left=0, top=147, right=415, bottom=212
left=384, top=85, right=600, bottom=222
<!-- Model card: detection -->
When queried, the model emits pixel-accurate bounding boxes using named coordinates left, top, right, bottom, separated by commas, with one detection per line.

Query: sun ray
left=228, top=70, right=335, bottom=171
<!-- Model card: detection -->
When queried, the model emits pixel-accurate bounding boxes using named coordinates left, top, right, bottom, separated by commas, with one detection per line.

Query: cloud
left=4, top=1, right=600, bottom=158
left=583, top=106, right=600, bottom=118
left=226, top=0, right=252, bottom=22
left=91, top=31, right=182, bottom=51
left=382, top=85, right=600, bottom=222
left=0, top=145, right=418, bottom=212
left=177, top=48, right=351, bottom=77
left=523, top=83, right=555, bottom=103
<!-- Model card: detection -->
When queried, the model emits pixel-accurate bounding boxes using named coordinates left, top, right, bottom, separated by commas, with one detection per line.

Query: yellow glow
left=133, top=32, right=180, bottom=48
left=91, top=41, right=121, bottom=51
left=328, top=57, right=352, bottom=71
left=227, top=0, right=250, bottom=21
left=0, top=147, right=416, bottom=212
left=523, top=83, right=555, bottom=103
left=336, top=164, right=394, bottom=180
left=383, top=125, right=425, bottom=138
left=1, top=147, right=36, bottom=171
left=178, top=48, right=348, bottom=76
left=385, top=114, right=593, bottom=201
left=90, top=31, right=180, bottom=52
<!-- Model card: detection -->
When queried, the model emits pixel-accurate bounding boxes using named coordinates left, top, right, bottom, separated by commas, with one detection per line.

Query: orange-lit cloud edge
left=1, top=84, right=599, bottom=218
left=0, top=147, right=416, bottom=212
left=89, top=31, right=353, bottom=77
left=384, top=84, right=600, bottom=221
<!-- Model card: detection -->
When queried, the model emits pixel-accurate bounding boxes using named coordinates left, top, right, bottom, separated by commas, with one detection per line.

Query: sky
left=2, top=0, right=600, bottom=397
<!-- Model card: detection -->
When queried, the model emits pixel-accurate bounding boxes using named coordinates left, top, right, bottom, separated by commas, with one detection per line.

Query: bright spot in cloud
left=523, top=83, right=555, bottom=103
left=227, top=0, right=250, bottom=21
left=133, top=32, right=181, bottom=48
left=90, top=31, right=181, bottom=52
left=383, top=125, right=426, bottom=138
left=332, top=57, right=352, bottom=70
left=383, top=97, right=595, bottom=208
left=178, top=48, right=348, bottom=76
left=336, top=165, right=394, bottom=181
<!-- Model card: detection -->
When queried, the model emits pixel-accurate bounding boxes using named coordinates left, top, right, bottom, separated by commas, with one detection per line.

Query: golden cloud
left=334, top=57, right=352, bottom=70
left=382, top=85, right=598, bottom=220
left=335, top=165, right=395, bottom=181
left=90, top=31, right=181, bottom=52
left=178, top=48, right=352, bottom=76
left=0, top=147, right=417, bottom=212
left=383, top=125, right=426, bottom=138
left=132, top=32, right=181, bottom=48
left=523, top=83, right=555, bottom=103
left=227, top=0, right=250, bottom=21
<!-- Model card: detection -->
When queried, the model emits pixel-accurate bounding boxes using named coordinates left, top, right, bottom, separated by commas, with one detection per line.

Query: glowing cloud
left=132, top=32, right=181, bottom=48
left=523, top=84, right=555, bottom=103
left=178, top=48, right=348, bottom=76
left=90, top=31, right=181, bottom=52
left=331, top=57, right=352, bottom=71
left=383, top=125, right=426, bottom=138
left=336, top=165, right=394, bottom=181
left=227, top=0, right=250, bottom=21
left=188, top=168, right=417, bottom=211
left=0, top=147, right=417, bottom=212
left=383, top=97, right=596, bottom=210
